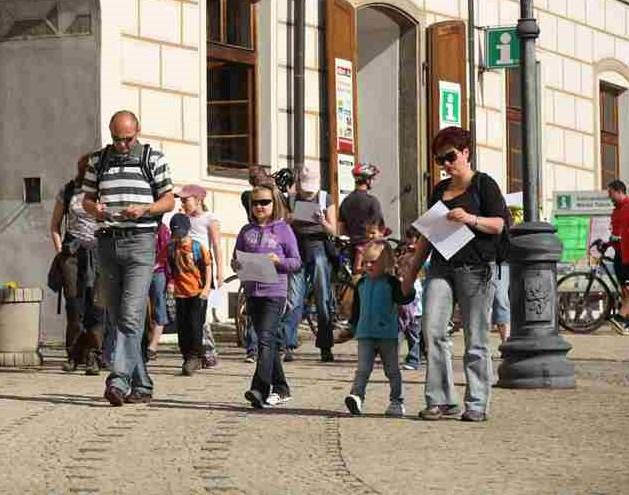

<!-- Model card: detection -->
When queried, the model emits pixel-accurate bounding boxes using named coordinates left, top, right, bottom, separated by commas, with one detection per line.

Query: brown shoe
left=461, top=410, right=487, bottom=422
left=182, top=357, right=201, bottom=376
left=124, top=390, right=153, bottom=404
left=104, top=386, right=125, bottom=407
left=419, top=404, right=461, bottom=420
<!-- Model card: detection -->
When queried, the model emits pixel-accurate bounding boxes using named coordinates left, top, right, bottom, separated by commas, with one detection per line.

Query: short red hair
left=431, top=126, right=473, bottom=160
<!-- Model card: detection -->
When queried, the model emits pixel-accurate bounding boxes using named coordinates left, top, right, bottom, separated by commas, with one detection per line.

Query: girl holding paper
left=413, top=126, right=508, bottom=423
left=232, top=184, right=302, bottom=408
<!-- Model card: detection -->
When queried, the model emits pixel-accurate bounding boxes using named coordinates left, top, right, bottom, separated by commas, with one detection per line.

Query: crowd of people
left=50, top=110, right=514, bottom=421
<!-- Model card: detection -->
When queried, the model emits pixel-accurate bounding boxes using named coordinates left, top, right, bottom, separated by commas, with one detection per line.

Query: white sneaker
left=266, top=393, right=292, bottom=406
left=344, top=394, right=362, bottom=415
left=385, top=401, right=406, bottom=417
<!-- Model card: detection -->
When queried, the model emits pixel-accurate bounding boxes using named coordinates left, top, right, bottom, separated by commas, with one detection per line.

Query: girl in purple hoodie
left=232, top=184, right=302, bottom=408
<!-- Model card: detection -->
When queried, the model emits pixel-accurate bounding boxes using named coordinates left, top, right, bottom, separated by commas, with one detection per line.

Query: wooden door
left=325, top=0, right=358, bottom=204
left=426, top=21, right=467, bottom=190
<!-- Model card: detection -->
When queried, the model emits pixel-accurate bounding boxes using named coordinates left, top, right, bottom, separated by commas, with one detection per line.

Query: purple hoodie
left=234, top=220, right=302, bottom=298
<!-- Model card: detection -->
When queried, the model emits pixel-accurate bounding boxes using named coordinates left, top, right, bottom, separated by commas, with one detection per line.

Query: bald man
left=83, top=110, right=175, bottom=406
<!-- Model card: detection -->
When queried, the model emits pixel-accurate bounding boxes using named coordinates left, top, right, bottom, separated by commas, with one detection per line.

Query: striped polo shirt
left=82, top=142, right=173, bottom=229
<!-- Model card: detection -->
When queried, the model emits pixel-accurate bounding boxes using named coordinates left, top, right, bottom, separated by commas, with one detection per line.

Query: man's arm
left=50, top=200, right=65, bottom=253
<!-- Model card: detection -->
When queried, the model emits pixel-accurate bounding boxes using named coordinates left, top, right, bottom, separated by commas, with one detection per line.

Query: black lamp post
left=497, top=0, right=576, bottom=388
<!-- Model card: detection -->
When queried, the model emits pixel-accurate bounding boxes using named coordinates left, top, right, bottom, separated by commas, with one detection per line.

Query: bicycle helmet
left=351, top=162, right=380, bottom=181
left=272, top=167, right=295, bottom=193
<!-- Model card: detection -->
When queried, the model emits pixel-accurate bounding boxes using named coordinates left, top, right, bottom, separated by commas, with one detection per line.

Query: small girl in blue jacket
left=232, top=184, right=301, bottom=408
left=345, top=240, right=423, bottom=417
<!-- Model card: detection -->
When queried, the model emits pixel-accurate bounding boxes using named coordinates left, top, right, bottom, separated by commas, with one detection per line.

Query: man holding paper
left=410, top=127, right=508, bottom=423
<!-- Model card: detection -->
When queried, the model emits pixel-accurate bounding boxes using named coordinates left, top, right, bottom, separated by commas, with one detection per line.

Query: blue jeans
left=98, top=232, right=155, bottom=395
left=492, top=263, right=510, bottom=325
left=402, top=316, right=422, bottom=367
left=281, top=246, right=333, bottom=350
left=423, top=263, right=494, bottom=414
left=247, top=297, right=289, bottom=400
left=244, top=319, right=258, bottom=354
left=350, top=339, right=402, bottom=403
left=149, top=271, right=169, bottom=326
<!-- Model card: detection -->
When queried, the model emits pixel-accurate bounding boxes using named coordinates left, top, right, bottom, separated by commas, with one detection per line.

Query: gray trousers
left=98, top=232, right=155, bottom=395
left=350, top=338, right=402, bottom=403
left=423, top=263, right=494, bottom=413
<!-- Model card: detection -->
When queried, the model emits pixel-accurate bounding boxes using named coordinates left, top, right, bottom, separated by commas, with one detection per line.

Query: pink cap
left=298, top=165, right=320, bottom=193
left=175, top=184, right=207, bottom=199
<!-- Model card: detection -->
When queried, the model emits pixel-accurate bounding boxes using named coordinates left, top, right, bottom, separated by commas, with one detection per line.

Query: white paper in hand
left=412, top=201, right=475, bottom=260
left=236, top=250, right=279, bottom=283
left=293, top=201, right=321, bottom=223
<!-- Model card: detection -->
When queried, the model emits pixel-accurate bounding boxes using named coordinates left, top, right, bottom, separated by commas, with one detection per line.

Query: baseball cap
left=175, top=184, right=207, bottom=199
left=298, top=165, right=320, bottom=194
left=169, top=213, right=191, bottom=237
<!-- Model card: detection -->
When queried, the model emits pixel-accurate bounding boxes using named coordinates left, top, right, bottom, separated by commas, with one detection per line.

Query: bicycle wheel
left=557, top=272, right=613, bottom=333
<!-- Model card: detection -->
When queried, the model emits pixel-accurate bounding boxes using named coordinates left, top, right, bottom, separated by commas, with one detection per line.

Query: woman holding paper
left=414, top=126, right=508, bottom=423
left=232, top=184, right=302, bottom=408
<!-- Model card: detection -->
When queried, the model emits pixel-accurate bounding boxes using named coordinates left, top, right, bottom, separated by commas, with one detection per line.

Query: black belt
left=96, top=227, right=156, bottom=238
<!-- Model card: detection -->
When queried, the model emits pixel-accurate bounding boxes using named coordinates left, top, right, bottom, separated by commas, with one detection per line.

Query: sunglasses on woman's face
left=252, top=199, right=273, bottom=207
left=435, top=149, right=459, bottom=166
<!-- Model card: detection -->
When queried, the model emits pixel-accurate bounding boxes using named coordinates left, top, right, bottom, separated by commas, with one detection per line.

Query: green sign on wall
left=438, top=81, right=461, bottom=129
left=553, top=215, right=591, bottom=262
left=485, top=27, right=520, bottom=69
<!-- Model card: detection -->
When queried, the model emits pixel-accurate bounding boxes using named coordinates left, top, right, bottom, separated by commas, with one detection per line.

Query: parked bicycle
left=557, top=239, right=621, bottom=333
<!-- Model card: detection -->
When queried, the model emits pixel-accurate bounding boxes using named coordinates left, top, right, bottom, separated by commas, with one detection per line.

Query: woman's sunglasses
left=435, top=149, right=459, bottom=166
left=252, top=199, right=273, bottom=207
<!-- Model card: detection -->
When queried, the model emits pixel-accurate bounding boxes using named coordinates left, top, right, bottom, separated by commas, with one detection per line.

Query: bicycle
left=557, top=239, right=621, bottom=334
left=225, top=235, right=356, bottom=347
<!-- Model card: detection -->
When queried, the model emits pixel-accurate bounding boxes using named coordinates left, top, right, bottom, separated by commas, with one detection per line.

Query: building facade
left=0, top=0, right=628, bottom=341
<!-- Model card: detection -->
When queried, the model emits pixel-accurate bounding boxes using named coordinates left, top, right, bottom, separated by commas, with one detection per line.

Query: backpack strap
left=95, top=145, right=112, bottom=193
left=139, top=144, right=159, bottom=201
left=62, top=180, right=75, bottom=216
left=191, top=240, right=207, bottom=287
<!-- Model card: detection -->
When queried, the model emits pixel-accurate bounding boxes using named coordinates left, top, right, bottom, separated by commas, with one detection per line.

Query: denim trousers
left=491, top=263, right=511, bottom=325
left=402, top=316, right=423, bottom=366
left=248, top=296, right=289, bottom=400
left=350, top=338, right=402, bottom=403
left=423, top=263, right=494, bottom=413
left=244, top=319, right=258, bottom=354
left=98, top=232, right=155, bottom=395
left=281, top=246, right=333, bottom=350
left=176, top=296, right=207, bottom=359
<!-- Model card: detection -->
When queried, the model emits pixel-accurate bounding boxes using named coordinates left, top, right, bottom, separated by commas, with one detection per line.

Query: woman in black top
left=415, top=127, right=507, bottom=422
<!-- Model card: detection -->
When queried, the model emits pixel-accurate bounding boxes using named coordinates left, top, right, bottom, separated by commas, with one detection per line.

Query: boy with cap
left=165, top=213, right=213, bottom=376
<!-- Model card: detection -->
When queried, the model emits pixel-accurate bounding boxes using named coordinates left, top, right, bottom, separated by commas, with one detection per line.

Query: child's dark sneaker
left=85, top=352, right=100, bottom=376
left=182, top=357, right=201, bottom=376
left=321, top=348, right=335, bottom=362
left=344, top=394, right=362, bottom=415
left=61, top=359, right=77, bottom=372
left=283, top=349, right=295, bottom=362
left=244, top=389, right=265, bottom=408
left=385, top=401, right=405, bottom=417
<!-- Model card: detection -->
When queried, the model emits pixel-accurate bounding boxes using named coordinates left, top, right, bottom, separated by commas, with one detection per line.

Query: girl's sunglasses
left=435, top=149, right=458, bottom=166
left=252, top=199, right=273, bottom=207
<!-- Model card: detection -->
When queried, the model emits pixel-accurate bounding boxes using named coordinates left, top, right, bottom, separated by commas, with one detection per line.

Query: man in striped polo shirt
left=83, top=110, right=175, bottom=406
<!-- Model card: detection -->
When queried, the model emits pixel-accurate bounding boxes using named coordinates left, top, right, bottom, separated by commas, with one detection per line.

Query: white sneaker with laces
left=344, top=394, right=362, bottom=415
left=266, top=393, right=292, bottom=406
left=385, top=401, right=406, bottom=417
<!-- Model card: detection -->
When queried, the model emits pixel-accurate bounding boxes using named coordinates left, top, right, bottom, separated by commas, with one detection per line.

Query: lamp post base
left=496, top=221, right=576, bottom=389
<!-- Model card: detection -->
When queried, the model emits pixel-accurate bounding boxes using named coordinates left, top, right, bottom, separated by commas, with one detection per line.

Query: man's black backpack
left=469, top=172, right=512, bottom=267
left=94, top=144, right=159, bottom=201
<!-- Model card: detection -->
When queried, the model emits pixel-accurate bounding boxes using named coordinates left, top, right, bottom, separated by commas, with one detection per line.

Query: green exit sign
left=485, top=26, right=520, bottom=69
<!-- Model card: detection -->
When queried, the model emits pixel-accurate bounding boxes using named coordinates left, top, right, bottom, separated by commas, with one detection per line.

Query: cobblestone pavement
left=0, top=329, right=627, bottom=495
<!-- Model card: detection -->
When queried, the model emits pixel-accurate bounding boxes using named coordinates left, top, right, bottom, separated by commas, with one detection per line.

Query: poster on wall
left=588, top=216, right=612, bottom=257
left=335, top=58, right=354, bottom=153
left=338, top=154, right=355, bottom=202
left=438, top=80, right=462, bottom=129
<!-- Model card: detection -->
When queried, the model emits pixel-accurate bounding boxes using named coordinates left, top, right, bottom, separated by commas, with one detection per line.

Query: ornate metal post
left=497, top=0, right=576, bottom=388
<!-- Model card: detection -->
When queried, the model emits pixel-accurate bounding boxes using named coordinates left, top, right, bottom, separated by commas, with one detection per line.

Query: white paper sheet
left=293, top=201, right=322, bottom=223
left=236, top=250, right=279, bottom=283
left=412, top=201, right=475, bottom=260
left=207, top=287, right=224, bottom=308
